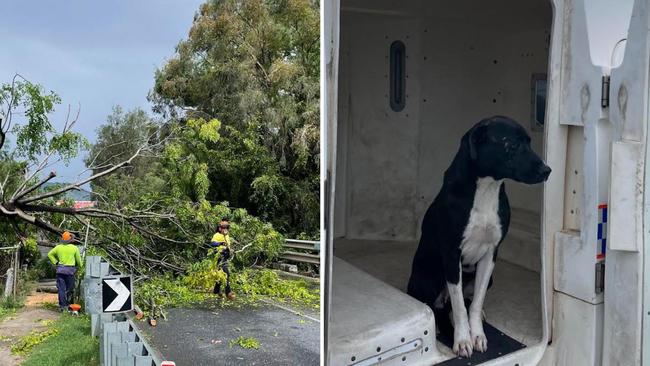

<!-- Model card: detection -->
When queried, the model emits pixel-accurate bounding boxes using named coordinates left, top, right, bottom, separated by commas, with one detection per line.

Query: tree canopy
left=0, top=0, right=320, bottom=277
left=151, top=0, right=320, bottom=238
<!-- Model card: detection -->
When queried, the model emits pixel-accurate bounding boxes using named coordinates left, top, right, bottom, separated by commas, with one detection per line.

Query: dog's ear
left=468, top=123, right=487, bottom=160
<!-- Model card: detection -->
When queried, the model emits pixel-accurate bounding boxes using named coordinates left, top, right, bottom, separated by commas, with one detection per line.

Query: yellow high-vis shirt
left=47, top=244, right=82, bottom=267
left=210, top=232, right=231, bottom=248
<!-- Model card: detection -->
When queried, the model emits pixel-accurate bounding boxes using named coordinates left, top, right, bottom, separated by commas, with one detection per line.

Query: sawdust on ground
left=24, top=292, right=58, bottom=307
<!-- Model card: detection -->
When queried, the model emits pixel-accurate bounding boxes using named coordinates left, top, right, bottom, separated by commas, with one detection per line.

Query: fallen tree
left=0, top=76, right=284, bottom=276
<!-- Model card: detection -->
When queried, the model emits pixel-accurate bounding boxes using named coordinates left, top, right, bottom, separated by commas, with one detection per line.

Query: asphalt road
left=135, top=299, right=320, bottom=366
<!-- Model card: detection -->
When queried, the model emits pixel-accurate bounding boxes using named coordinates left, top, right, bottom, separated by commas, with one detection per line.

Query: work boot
left=226, top=292, right=236, bottom=301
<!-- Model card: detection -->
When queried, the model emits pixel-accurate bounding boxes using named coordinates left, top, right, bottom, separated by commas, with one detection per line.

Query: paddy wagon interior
left=325, top=0, right=645, bottom=364
left=329, top=0, right=552, bottom=363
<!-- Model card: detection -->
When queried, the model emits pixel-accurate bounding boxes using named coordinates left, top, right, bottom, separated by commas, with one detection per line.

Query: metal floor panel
left=435, top=322, right=526, bottom=365
left=329, top=257, right=446, bottom=366
left=334, top=239, right=543, bottom=346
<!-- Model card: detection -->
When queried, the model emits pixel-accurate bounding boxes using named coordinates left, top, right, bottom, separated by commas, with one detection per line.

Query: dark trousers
left=56, top=273, right=75, bottom=309
left=213, top=258, right=231, bottom=295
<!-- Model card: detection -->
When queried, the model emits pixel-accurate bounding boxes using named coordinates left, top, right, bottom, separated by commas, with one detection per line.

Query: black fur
left=406, top=116, right=550, bottom=339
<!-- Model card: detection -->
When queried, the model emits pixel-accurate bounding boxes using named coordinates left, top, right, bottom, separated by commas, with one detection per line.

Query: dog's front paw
left=470, top=318, right=487, bottom=352
left=471, top=331, right=487, bottom=353
left=453, top=331, right=473, bottom=358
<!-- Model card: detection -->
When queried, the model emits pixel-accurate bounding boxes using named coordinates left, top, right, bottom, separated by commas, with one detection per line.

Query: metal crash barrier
left=280, top=239, right=321, bottom=265
left=84, top=255, right=170, bottom=366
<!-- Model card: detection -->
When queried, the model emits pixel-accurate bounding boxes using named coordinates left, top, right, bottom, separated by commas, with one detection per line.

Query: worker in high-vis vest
left=47, top=231, right=82, bottom=311
left=210, top=219, right=236, bottom=300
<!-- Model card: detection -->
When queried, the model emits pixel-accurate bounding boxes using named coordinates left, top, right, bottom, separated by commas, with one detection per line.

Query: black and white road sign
left=102, top=276, right=132, bottom=313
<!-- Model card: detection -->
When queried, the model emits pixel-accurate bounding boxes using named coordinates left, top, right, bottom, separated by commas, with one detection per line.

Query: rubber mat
left=435, top=322, right=526, bottom=365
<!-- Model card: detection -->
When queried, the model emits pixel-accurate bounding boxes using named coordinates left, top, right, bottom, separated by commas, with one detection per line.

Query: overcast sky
left=0, top=0, right=204, bottom=183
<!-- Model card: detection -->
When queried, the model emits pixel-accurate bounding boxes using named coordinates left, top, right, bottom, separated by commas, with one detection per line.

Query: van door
left=549, top=0, right=643, bottom=365
left=605, top=0, right=650, bottom=364
left=323, top=0, right=340, bottom=363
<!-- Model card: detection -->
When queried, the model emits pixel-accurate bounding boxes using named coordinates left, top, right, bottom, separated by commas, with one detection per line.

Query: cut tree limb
left=18, top=146, right=144, bottom=204
left=11, top=171, right=57, bottom=203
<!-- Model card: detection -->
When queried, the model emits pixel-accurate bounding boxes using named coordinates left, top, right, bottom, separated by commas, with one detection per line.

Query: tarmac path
left=135, top=297, right=320, bottom=366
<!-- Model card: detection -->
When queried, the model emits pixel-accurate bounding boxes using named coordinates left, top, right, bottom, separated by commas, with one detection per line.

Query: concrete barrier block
left=134, top=355, right=154, bottom=366
left=103, top=330, right=121, bottom=366
left=101, top=261, right=110, bottom=276
left=111, top=342, right=128, bottom=366
left=116, top=321, right=129, bottom=333
left=127, top=342, right=144, bottom=356
left=88, top=257, right=159, bottom=366
left=84, top=278, right=104, bottom=315
left=91, top=314, right=99, bottom=337
left=100, top=324, right=117, bottom=364
left=87, top=256, right=101, bottom=278
left=93, top=313, right=115, bottom=337
left=116, top=355, right=134, bottom=366
left=121, top=330, right=136, bottom=343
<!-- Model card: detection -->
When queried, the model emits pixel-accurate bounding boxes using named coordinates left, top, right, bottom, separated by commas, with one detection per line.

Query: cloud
left=0, top=0, right=204, bottom=183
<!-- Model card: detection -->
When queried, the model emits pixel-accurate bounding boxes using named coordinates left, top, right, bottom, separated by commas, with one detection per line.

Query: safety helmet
left=61, top=231, right=74, bottom=243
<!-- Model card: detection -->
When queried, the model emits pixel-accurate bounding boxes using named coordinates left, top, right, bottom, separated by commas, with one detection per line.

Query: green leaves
left=193, top=118, right=222, bottom=143
left=85, top=106, right=159, bottom=191
left=11, top=328, right=60, bottom=356
left=229, top=336, right=260, bottom=350
left=1, top=78, right=81, bottom=162
left=194, top=163, right=210, bottom=201
left=48, top=131, right=89, bottom=163
left=150, top=0, right=320, bottom=238
left=232, top=268, right=319, bottom=307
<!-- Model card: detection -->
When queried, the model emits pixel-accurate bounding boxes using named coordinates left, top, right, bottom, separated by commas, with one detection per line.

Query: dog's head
left=465, top=116, right=551, bottom=184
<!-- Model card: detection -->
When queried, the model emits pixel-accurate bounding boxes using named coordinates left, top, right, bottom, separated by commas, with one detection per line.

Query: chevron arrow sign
left=102, top=276, right=133, bottom=313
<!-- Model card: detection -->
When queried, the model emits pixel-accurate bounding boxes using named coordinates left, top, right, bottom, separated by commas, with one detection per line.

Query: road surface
left=135, top=297, right=320, bottom=366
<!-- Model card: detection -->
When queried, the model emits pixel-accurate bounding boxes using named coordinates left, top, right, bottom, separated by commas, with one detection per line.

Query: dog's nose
left=539, top=165, right=551, bottom=180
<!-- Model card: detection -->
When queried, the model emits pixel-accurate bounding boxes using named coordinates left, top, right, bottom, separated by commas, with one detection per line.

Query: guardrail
left=280, top=239, right=321, bottom=265
left=84, top=256, right=171, bottom=366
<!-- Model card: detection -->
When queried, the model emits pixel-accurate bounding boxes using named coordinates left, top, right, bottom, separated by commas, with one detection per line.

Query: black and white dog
left=407, top=116, right=551, bottom=358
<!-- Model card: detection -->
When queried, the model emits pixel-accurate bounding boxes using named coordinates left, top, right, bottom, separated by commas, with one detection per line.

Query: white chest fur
left=460, top=177, right=503, bottom=265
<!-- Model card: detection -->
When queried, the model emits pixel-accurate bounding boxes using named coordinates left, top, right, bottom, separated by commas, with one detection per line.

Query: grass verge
left=20, top=314, right=99, bottom=366
left=0, top=305, right=17, bottom=322
left=0, top=291, right=27, bottom=322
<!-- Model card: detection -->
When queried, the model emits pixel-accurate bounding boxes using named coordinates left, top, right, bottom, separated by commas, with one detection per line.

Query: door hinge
left=601, top=75, right=611, bottom=108
left=595, top=261, right=605, bottom=294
